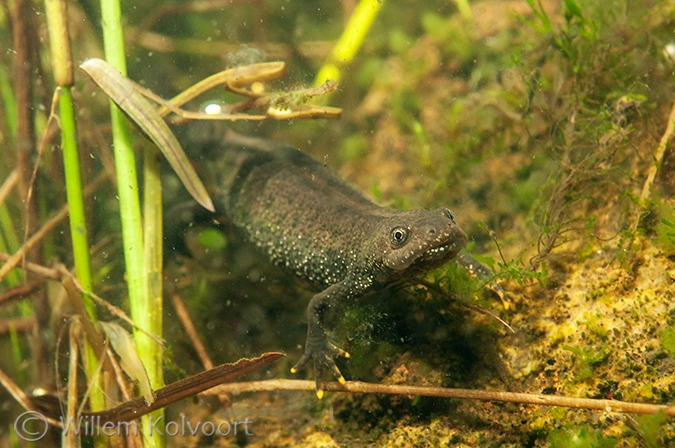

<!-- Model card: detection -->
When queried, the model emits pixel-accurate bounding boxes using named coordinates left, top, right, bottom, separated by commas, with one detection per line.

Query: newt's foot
left=291, top=341, right=350, bottom=397
left=490, top=283, right=513, bottom=310
left=455, top=252, right=511, bottom=308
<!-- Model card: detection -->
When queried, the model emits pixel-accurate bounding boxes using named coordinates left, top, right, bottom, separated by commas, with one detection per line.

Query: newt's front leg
left=291, top=282, right=352, bottom=397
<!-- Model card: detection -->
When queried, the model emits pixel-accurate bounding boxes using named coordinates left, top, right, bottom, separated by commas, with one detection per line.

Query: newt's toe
left=294, top=339, right=350, bottom=397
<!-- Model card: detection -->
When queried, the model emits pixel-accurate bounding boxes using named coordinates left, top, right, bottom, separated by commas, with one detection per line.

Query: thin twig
left=105, top=346, right=135, bottom=404
left=0, top=169, right=19, bottom=207
left=203, top=379, right=675, bottom=417
left=170, top=291, right=213, bottom=370
left=631, top=98, right=675, bottom=233
left=25, top=88, right=60, bottom=212
left=0, top=281, right=41, bottom=307
left=0, top=317, right=35, bottom=335
left=170, top=290, right=232, bottom=408
left=487, top=228, right=507, bottom=266
left=0, top=252, right=60, bottom=280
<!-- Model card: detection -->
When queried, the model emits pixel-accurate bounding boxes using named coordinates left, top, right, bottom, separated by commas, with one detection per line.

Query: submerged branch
left=204, top=379, right=675, bottom=417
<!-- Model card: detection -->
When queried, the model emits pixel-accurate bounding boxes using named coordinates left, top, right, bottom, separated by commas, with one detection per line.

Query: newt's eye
left=389, top=226, right=410, bottom=246
left=444, top=208, right=458, bottom=224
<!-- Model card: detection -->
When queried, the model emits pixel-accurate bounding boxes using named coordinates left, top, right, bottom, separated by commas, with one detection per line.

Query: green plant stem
left=45, top=0, right=104, bottom=417
left=314, top=0, right=386, bottom=87
left=142, top=144, right=163, bottom=380
left=99, top=0, right=144, bottom=363
left=141, top=141, right=165, bottom=441
left=58, top=87, right=93, bottom=307
left=100, top=0, right=164, bottom=445
left=56, top=87, right=105, bottom=415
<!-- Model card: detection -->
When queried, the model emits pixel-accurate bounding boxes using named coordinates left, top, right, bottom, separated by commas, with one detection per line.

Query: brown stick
left=170, top=291, right=213, bottom=370
left=170, top=290, right=233, bottom=409
left=0, top=169, right=19, bottom=207
left=0, top=317, right=35, bottom=335
left=0, top=282, right=41, bottom=307
left=0, top=252, right=61, bottom=281
left=12, top=0, right=50, bottom=387
left=203, top=379, right=675, bottom=417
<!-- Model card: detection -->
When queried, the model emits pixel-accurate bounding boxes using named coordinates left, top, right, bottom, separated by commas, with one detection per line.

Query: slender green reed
left=58, top=87, right=94, bottom=302
left=44, top=0, right=106, bottom=419
left=142, top=141, right=164, bottom=391
left=99, top=0, right=165, bottom=445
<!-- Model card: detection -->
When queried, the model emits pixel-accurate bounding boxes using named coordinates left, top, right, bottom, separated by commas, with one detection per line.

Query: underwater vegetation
left=0, top=0, right=674, bottom=446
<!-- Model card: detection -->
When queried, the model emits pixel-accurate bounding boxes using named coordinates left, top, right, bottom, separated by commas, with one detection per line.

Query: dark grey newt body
left=185, top=130, right=499, bottom=394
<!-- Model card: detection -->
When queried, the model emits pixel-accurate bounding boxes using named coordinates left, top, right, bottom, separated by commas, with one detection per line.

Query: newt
left=171, top=129, right=504, bottom=395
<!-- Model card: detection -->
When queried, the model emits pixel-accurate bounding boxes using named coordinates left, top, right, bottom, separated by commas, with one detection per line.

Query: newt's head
left=381, top=207, right=467, bottom=273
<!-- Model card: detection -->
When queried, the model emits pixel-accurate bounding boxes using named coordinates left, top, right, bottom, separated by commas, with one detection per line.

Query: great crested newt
left=171, top=129, right=504, bottom=396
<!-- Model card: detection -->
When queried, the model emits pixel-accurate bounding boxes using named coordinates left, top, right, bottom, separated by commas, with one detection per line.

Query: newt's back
left=210, top=131, right=398, bottom=291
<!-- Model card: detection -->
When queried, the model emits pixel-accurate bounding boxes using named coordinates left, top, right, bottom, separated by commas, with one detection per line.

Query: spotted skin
left=187, top=130, right=493, bottom=394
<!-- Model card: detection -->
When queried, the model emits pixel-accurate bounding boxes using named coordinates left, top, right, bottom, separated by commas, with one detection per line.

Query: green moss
left=636, top=411, right=668, bottom=448
left=655, top=200, right=675, bottom=255
left=548, top=425, right=617, bottom=448
left=585, top=318, right=608, bottom=339
left=494, top=257, right=548, bottom=288
left=563, top=344, right=611, bottom=381
left=659, top=328, right=675, bottom=358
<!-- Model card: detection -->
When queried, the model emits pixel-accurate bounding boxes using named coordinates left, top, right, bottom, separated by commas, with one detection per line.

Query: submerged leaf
left=99, top=321, right=156, bottom=405
left=79, top=58, right=214, bottom=212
